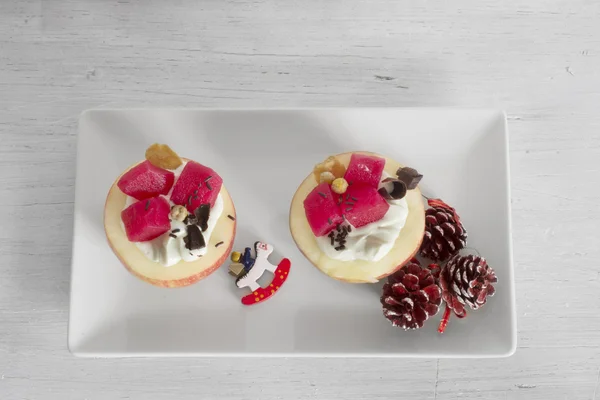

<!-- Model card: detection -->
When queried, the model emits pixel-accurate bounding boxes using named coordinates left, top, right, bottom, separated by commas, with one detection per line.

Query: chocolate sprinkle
left=328, top=218, right=333, bottom=225
left=169, top=233, right=177, bottom=239
left=171, top=228, right=180, bottom=233
left=184, top=225, right=206, bottom=251
left=345, top=206, right=353, bottom=212
left=345, top=201, right=355, bottom=206
left=188, top=196, right=193, bottom=206
left=347, top=225, right=352, bottom=232
left=227, top=214, right=235, bottom=221
left=195, top=203, right=211, bottom=232
left=215, top=241, right=224, bottom=248
left=350, top=196, right=358, bottom=201
left=145, top=200, right=150, bottom=210
left=204, top=176, right=213, bottom=182
left=335, top=245, right=346, bottom=251
left=318, top=191, right=327, bottom=198
left=206, top=182, right=213, bottom=190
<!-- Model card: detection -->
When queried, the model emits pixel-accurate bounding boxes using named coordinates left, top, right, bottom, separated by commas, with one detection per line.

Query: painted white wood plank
left=1, top=0, right=599, bottom=399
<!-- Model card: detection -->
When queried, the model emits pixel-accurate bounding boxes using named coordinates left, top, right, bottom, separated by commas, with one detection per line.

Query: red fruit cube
left=304, top=183, right=344, bottom=237
left=344, top=184, right=390, bottom=228
left=121, top=196, right=171, bottom=242
left=117, top=160, right=175, bottom=201
left=170, top=161, right=223, bottom=212
left=344, top=154, right=386, bottom=188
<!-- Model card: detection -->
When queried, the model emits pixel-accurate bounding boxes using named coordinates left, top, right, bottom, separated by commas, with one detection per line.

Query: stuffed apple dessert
left=289, top=152, right=425, bottom=283
left=104, top=144, right=236, bottom=288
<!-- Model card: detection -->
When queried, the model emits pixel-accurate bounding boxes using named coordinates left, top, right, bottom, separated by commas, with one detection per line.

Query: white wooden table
left=1, top=1, right=599, bottom=399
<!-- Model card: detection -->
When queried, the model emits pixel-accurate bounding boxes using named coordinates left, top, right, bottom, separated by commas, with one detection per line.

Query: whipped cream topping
left=315, top=174, right=409, bottom=262
left=121, top=161, right=224, bottom=267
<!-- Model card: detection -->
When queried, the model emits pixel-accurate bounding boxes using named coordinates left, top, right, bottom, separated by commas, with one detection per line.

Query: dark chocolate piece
left=184, top=224, right=206, bottom=251
left=227, top=214, right=236, bottom=221
left=184, top=214, right=198, bottom=225
left=396, top=167, right=423, bottom=190
left=195, top=203, right=211, bottom=232
left=379, top=177, right=407, bottom=200
left=215, top=241, right=224, bottom=248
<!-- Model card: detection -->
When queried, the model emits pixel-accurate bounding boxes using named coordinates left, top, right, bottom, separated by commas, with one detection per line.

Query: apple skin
left=104, top=158, right=236, bottom=288
left=289, top=152, right=425, bottom=284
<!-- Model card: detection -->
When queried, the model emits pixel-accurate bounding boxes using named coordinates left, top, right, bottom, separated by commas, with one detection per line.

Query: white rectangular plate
left=69, top=109, right=516, bottom=357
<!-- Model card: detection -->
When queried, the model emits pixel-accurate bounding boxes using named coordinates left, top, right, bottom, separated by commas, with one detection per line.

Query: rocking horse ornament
left=229, top=241, right=291, bottom=305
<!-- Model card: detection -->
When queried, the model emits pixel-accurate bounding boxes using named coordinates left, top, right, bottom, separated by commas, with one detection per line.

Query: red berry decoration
left=420, top=198, right=467, bottom=262
left=381, top=259, right=442, bottom=330
left=437, top=254, right=498, bottom=333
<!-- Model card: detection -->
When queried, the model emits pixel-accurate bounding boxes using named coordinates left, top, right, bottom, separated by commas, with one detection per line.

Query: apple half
left=289, top=152, right=425, bottom=284
left=104, top=159, right=236, bottom=288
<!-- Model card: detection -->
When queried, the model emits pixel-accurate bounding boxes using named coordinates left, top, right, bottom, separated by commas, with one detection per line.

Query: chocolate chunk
left=184, top=214, right=197, bottom=225
left=184, top=224, right=206, bottom=251
left=379, top=178, right=407, bottom=200
left=195, top=203, right=210, bottom=232
left=396, top=167, right=423, bottom=190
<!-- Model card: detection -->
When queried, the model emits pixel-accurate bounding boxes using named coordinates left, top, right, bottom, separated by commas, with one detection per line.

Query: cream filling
left=315, top=174, right=409, bottom=262
left=121, top=161, right=224, bottom=267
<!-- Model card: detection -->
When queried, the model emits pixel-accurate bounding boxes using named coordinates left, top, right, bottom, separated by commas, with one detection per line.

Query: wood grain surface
left=1, top=0, right=599, bottom=399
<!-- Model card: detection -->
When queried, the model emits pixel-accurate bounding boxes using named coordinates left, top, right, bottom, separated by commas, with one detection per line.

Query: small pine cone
left=440, top=254, right=497, bottom=318
left=420, top=198, right=467, bottom=262
left=381, top=260, right=442, bottom=330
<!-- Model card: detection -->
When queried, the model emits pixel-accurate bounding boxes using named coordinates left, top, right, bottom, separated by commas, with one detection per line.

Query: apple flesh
left=104, top=159, right=236, bottom=288
left=289, top=152, right=425, bottom=284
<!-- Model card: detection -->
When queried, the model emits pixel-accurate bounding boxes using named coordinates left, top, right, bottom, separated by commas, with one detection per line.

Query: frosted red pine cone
left=420, top=198, right=467, bottom=262
left=381, top=259, right=442, bottom=330
left=438, top=254, right=498, bottom=333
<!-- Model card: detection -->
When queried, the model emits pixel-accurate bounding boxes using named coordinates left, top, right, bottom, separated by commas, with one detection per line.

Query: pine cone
left=381, top=260, right=442, bottom=330
left=420, top=198, right=467, bottom=262
left=440, top=254, right=497, bottom=318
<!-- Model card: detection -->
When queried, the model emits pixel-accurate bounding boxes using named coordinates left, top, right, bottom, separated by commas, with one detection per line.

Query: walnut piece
left=170, top=205, right=188, bottom=222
